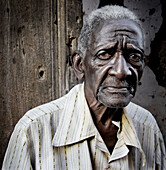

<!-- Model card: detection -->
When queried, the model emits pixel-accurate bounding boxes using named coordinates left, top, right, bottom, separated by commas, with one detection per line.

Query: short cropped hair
left=77, top=5, right=144, bottom=57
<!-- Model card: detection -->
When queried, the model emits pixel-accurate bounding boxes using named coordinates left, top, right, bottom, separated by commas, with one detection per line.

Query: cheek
left=134, top=61, right=145, bottom=81
left=135, top=66, right=144, bottom=81
left=138, top=70, right=143, bottom=81
left=84, top=60, right=102, bottom=80
left=84, top=65, right=106, bottom=96
left=129, top=64, right=143, bottom=83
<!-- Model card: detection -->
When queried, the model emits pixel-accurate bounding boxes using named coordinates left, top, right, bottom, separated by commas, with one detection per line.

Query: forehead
left=92, top=18, right=143, bottom=48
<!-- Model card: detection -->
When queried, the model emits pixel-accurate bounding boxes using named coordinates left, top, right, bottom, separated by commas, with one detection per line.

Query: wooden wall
left=0, top=0, right=82, bottom=168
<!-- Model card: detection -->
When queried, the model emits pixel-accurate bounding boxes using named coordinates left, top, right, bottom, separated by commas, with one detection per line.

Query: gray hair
left=77, top=5, right=144, bottom=57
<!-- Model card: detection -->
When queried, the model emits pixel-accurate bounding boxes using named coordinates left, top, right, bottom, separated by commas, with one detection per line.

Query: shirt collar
left=109, top=108, right=146, bottom=166
left=52, top=83, right=146, bottom=166
left=52, top=83, right=96, bottom=147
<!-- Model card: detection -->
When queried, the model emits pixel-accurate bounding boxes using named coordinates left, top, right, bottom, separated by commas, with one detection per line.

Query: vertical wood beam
left=0, top=0, right=57, bottom=167
left=56, top=0, right=83, bottom=98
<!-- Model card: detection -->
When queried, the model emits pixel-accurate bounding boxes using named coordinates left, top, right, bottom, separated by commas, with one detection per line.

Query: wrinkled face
left=83, top=19, right=144, bottom=108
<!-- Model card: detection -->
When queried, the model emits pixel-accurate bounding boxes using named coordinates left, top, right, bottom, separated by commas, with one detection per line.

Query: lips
left=102, top=86, right=129, bottom=94
left=97, top=76, right=136, bottom=96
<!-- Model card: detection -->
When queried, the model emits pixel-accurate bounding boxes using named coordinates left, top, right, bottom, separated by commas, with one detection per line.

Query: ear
left=71, top=51, right=84, bottom=80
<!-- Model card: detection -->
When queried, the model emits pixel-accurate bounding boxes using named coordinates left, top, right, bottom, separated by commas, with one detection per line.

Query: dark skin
left=72, top=19, right=145, bottom=153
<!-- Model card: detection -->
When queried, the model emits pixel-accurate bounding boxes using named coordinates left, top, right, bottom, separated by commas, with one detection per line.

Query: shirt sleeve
left=2, top=123, right=33, bottom=170
left=155, top=130, right=166, bottom=170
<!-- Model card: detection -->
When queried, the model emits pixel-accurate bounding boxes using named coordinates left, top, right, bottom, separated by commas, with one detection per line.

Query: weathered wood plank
left=56, top=0, right=82, bottom=97
left=65, top=0, right=83, bottom=92
left=0, top=0, right=83, bottom=167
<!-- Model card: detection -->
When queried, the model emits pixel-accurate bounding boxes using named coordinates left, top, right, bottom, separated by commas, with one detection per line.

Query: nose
left=108, top=53, right=132, bottom=79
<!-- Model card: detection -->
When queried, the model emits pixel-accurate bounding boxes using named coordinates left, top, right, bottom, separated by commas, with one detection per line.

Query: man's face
left=82, top=19, right=144, bottom=108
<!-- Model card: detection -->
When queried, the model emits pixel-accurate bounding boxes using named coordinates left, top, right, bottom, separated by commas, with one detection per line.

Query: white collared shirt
left=2, top=84, right=166, bottom=170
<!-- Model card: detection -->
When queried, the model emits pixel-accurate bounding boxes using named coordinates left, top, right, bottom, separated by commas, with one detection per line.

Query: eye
left=128, top=53, right=143, bottom=62
left=96, top=50, right=112, bottom=60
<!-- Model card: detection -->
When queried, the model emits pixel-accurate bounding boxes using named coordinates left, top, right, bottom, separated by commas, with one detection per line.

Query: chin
left=99, top=99, right=131, bottom=108
left=97, top=93, right=133, bottom=108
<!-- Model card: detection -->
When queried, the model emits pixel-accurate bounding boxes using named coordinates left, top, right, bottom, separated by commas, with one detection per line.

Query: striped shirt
left=2, top=84, right=166, bottom=170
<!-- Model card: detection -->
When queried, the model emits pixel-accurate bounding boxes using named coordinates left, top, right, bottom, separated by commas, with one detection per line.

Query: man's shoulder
left=16, top=94, right=68, bottom=129
left=15, top=84, right=83, bottom=130
left=126, top=102, right=160, bottom=132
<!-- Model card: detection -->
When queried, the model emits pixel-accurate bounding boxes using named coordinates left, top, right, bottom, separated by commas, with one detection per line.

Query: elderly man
left=2, top=5, right=166, bottom=170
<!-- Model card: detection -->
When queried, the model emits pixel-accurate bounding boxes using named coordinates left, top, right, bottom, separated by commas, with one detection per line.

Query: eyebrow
left=93, top=42, right=118, bottom=56
left=95, top=41, right=118, bottom=51
left=126, top=44, right=144, bottom=54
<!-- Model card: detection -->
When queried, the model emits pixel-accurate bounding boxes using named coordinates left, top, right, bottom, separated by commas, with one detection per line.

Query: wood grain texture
left=0, top=0, right=83, bottom=168
left=56, top=0, right=82, bottom=97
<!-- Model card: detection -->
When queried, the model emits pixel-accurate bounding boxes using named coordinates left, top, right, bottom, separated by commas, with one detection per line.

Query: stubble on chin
left=97, top=87, right=133, bottom=108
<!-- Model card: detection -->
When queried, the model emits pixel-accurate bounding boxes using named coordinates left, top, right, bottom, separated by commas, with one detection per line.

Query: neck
left=90, top=103, right=123, bottom=126
left=84, top=85, right=123, bottom=125
left=84, top=86, right=123, bottom=153
left=87, top=98, right=123, bottom=154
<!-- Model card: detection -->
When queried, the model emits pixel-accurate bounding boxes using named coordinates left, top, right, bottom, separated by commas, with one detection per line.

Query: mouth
left=102, top=86, right=129, bottom=93
left=97, top=75, right=137, bottom=97
left=98, top=85, right=135, bottom=95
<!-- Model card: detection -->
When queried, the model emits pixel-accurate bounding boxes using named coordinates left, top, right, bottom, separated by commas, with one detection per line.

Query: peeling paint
left=124, top=0, right=162, bottom=55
